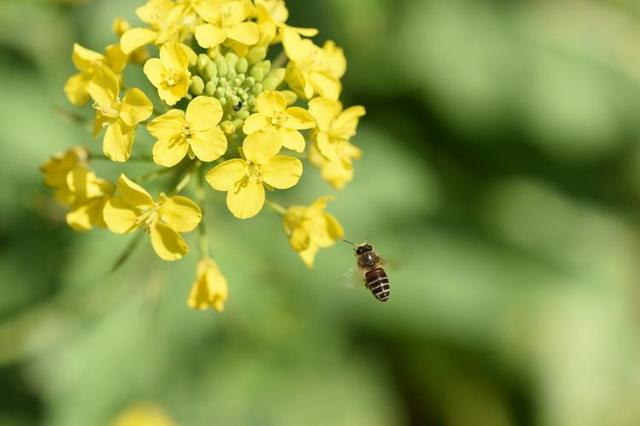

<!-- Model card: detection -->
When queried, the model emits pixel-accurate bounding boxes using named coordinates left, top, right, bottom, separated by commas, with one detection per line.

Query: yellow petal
left=103, top=197, right=141, bottom=234
left=262, top=155, right=302, bottom=189
left=64, top=73, right=91, bottom=106
left=255, top=91, right=287, bottom=117
left=161, top=42, right=191, bottom=70
left=66, top=165, right=105, bottom=198
left=220, top=1, right=249, bottom=25
left=289, top=226, right=311, bottom=252
left=281, top=27, right=306, bottom=62
left=153, top=136, right=189, bottom=167
left=243, top=131, right=281, bottom=164
left=149, top=221, right=189, bottom=261
left=280, top=129, right=305, bottom=153
left=309, top=72, right=342, bottom=100
left=206, top=159, right=248, bottom=191
left=227, top=180, right=265, bottom=219
left=87, top=66, right=119, bottom=110
left=120, top=27, right=158, bottom=55
left=308, top=97, right=341, bottom=131
left=299, top=244, right=319, bottom=269
left=242, top=113, right=269, bottom=134
left=188, top=258, right=228, bottom=312
left=227, top=22, right=259, bottom=45
left=103, top=123, right=135, bottom=162
left=67, top=198, right=105, bottom=231
left=186, top=96, right=223, bottom=130
left=148, top=109, right=185, bottom=140
left=195, top=24, right=226, bottom=49
left=120, top=88, right=153, bottom=126
left=159, top=195, right=201, bottom=232
left=162, top=81, right=189, bottom=106
left=143, top=57, right=164, bottom=89
left=104, top=43, right=128, bottom=75
left=324, top=212, right=344, bottom=241
left=72, top=43, right=104, bottom=72
left=190, top=127, right=228, bottom=162
left=116, top=174, right=154, bottom=209
left=315, top=132, right=339, bottom=162
left=284, top=107, right=315, bottom=130
left=332, top=105, right=366, bottom=138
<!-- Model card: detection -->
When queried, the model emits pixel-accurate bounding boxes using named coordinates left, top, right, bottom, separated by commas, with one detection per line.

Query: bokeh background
left=3, top=0, right=640, bottom=425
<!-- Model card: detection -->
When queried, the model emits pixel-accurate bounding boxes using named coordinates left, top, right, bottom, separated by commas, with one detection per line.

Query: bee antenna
left=343, top=239, right=356, bottom=246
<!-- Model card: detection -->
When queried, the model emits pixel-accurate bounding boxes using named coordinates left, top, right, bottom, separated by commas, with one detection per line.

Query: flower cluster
left=41, top=0, right=365, bottom=312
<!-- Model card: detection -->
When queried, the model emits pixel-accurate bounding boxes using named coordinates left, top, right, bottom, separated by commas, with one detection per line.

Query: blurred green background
left=3, top=0, right=640, bottom=425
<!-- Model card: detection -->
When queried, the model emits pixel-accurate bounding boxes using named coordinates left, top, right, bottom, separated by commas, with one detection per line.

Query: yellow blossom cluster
left=41, top=0, right=365, bottom=313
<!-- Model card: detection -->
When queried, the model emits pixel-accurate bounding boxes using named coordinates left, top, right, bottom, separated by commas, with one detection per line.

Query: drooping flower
left=194, top=1, right=259, bottom=49
left=64, top=43, right=127, bottom=106
left=143, top=42, right=196, bottom=106
left=309, top=140, right=361, bottom=190
left=148, top=96, right=228, bottom=167
left=206, top=131, right=302, bottom=219
left=282, top=28, right=346, bottom=100
left=89, top=66, right=153, bottom=162
left=308, top=97, right=365, bottom=162
left=111, top=402, right=175, bottom=426
left=119, top=0, right=192, bottom=55
left=103, top=175, right=202, bottom=261
left=242, top=91, right=315, bottom=153
left=283, top=196, right=344, bottom=268
left=188, top=258, right=229, bottom=312
left=64, top=166, right=113, bottom=231
left=40, top=146, right=89, bottom=204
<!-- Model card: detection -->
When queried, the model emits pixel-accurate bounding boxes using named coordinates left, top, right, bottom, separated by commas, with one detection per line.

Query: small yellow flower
left=253, top=0, right=318, bottom=44
left=40, top=146, right=89, bottom=204
left=111, top=402, right=175, bottom=426
left=188, top=258, right=229, bottom=312
left=194, top=1, right=259, bottom=49
left=243, top=91, right=315, bottom=153
left=283, top=196, right=344, bottom=268
left=119, top=0, right=191, bottom=55
left=64, top=166, right=113, bottom=231
left=206, top=131, right=302, bottom=219
left=144, top=42, right=196, bottom=106
left=148, top=96, right=228, bottom=167
left=64, top=43, right=127, bottom=106
left=89, top=66, right=153, bottom=162
left=309, top=142, right=361, bottom=190
left=282, top=28, right=346, bottom=100
left=103, top=175, right=202, bottom=261
left=113, top=17, right=149, bottom=64
left=308, top=97, right=365, bottom=162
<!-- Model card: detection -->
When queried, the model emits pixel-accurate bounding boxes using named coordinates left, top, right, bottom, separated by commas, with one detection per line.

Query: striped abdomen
left=365, top=268, right=390, bottom=302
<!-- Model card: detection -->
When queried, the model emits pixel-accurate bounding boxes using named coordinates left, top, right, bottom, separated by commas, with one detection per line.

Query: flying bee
left=346, top=241, right=390, bottom=302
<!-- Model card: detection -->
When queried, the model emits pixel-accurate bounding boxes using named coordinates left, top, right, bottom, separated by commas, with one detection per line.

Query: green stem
left=196, top=164, right=210, bottom=259
left=135, top=166, right=175, bottom=183
left=110, top=231, right=145, bottom=273
left=265, top=199, right=287, bottom=215
left=89, top=152, right=154, bottom=162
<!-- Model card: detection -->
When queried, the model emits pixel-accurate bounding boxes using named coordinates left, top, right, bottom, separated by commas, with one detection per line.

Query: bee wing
left=337, top=266, right=364, bottom=289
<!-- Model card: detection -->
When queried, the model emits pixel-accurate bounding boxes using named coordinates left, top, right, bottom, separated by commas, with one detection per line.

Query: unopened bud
left=220, top=120, right=236, bottom=134
left=190, top=76, right=205, bottom=96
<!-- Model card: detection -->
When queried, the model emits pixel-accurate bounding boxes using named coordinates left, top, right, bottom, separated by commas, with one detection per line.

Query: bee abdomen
left=365, top=268, right=390, bottom=302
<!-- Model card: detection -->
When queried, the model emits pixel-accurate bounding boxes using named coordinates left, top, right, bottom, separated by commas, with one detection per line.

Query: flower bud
left=247, top=46, right=267, bottom=64
left=190, top=76, right=205, bottom=96
left=220, top=120, right=235, bottom=134
left=205, top=80, right=217, bottom=96
left=197, top=54, right=210, bottom=73
left=236, top=57, right=249, bottom=74
left=225, top=52, right=239, bottom=70
left=215, top=57, right=228, bottom=77
left=203, top=62, right=217, bottom=81
left=263, top=68, right=285, bottom=90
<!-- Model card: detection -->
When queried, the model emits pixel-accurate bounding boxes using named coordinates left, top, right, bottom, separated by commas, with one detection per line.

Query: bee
left=347, top=241, right=390, bottom=302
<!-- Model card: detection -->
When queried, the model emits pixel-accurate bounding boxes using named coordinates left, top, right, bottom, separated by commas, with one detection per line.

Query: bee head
left=355, top=244, right=373, bottom=255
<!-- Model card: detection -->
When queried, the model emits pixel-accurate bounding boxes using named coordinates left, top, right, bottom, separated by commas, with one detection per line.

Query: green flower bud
left=237, top=109, right=250, bottom=120
left=225, top=52, right=239, bottom=69
left=197, top=54, right=210, bottom=73
left=219, top=97, right=227, bottom=106
left=215, top=57, right=228, bottom=77
left=204, top=62, right=218, bottom=81
left=208, top=46, right=222, bottom=59
left=250, top=67, right=265, bottom=82
left=263, top=68, right=285, bottom=91
left=232, top=119, right=244, bottom=130
left=215, top=87, right=226, bottom=99
left=251, top=83, right=263, bottom=95
left=190, top=76, right=205, bottom=96
left=205, top=81, right=217, bottom=96
left=245, top=77, right=256, bottom=87
left=236, top=58, right=249, bottom=74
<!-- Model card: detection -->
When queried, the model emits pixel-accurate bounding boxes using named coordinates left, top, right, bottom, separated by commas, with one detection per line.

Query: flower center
left=165, top=71, right=183, bottom=86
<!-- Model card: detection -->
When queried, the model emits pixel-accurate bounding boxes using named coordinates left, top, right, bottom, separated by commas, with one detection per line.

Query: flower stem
left=265, top=199, right=287, bottom=215
left=89, top=152, right=154, bottom=162
left=196, top=164, right=210, bottom=259
left=135, top=166, right=175, bottom=183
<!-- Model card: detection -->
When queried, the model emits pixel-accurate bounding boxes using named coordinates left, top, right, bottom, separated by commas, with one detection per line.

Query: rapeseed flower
left=64, top=166, right=113, bottom=231
left=188, top=258, right=229, bottom=312
left=308, top=97, right=365, bottom=162
left=40, top=146, right=89, bottom=204
left=103, top=175, right=201, bottom=261
left=194, top=1, right=259, bottom=49
left=144, top=42, right=195, bottom=106
left=111, top=403, right=175, bottom=426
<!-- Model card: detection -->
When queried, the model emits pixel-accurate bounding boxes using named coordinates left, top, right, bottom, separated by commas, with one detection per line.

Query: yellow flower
left=309, top=142, right=361, bottom=190
left=243, top=91, right=315, bottom=153
left=89, top=66, right=153, bottom=162
left=206, top=131, right=302, bottom=219
left=144, top=42, right=196, bottom=106
left=308, top=97, right=365, bottom=162
left=188, top=258, right=229, bottom=312
left=282, top=28, right=346, bottom=100
left=64, top=43, right=127, bottom=106
left=111, top=402, right=175, bottom=426
left=253, top=0, right=318, bottom=45
left=40, top=146, right=89, bottom=205
left=64, top=166, right=113, bottom=231
left=119, top=0, right=192, bottom=55
left=148, top=96, right=228, bottom=167
left=103, top=175, right=202, bottom=261
left=194, top=1, right=259, bottom=49
left=113, top=17, right=149, bottom=64
left=283, top=196, right=344, bottom=268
